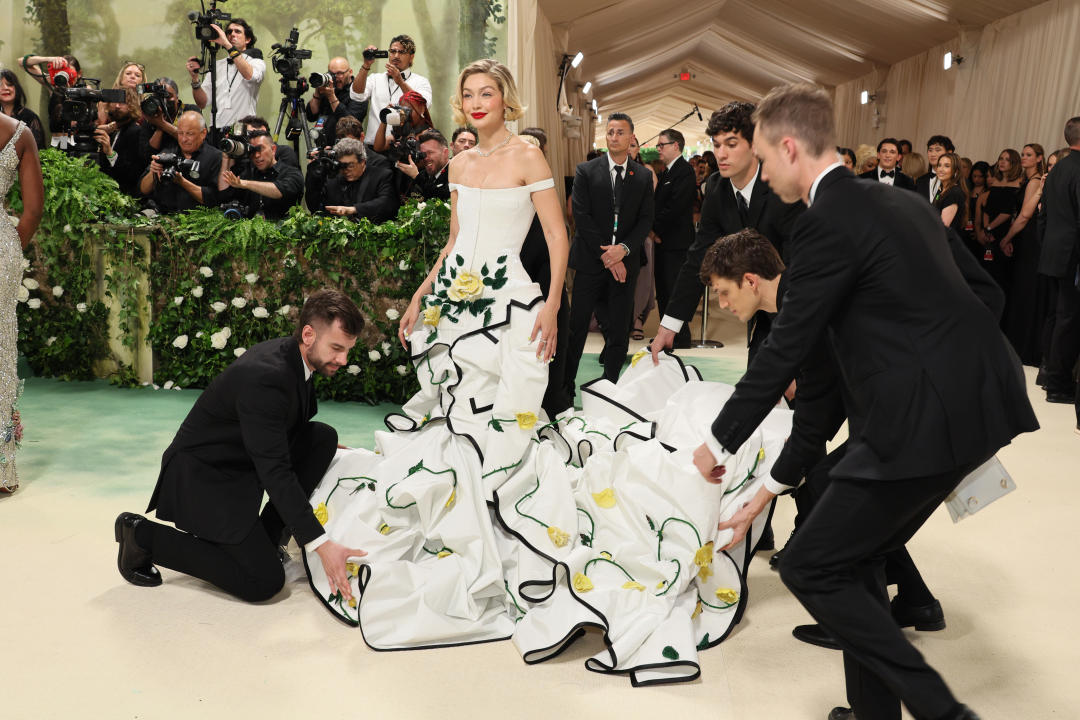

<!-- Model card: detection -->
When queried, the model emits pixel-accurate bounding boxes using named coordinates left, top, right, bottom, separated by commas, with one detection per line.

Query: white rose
left=252, top=306, right=269, bottom=319
left=21, top=257, right=30, bottom=271
left=234, top=347, right=246, bottom=357
left=395, top=365, right=409, bottom=376
left=368, top=350, right=381, bottom=361
left=398, top=259, right=409, bottom=271
left=221, top=326, right=232, bottom=339
left=416, top=202, right=427, bottom=210
left=173, top=386, right=182, bottom=391
left=46, top=336, right=57, bottom=346
left=172, top=334, right=189, bottom=349
left=76, top=302, right=87, bottom=313
left=244, top=273, right=259, bottom=283
left=231, top=297, right=247, bottom=309
left=52, top=285, right=64, bottom=298
left=199, top=266, right=213, bottom=278
left=210, top=332, right=227, bottom=350
left=16, top=286, right=29, bottom=303
left=22, top=278, right=38, bottom=290
left=277, top=304, right=291, bottom=316
left=163, top=380, right=175, bottom=390
left=385, top=308, right=400, bottom=321
left=173, top=296, right=184, bottom=306
left=27, top=299, right=41, bottom=309
left=283, top=255, right=297, bottom=267
left=381, top=341, right=391, bottom=355
left=196, top=331, right=204, bottom=338
left=191, top=286, right=204, bottom=298
left=211, top=301, right=227, bottom=313
left=63, top=224, right=73, bottom=233
left=347, top=364, right=361, bottom=375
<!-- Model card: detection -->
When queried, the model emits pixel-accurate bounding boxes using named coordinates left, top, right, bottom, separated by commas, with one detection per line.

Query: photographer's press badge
left=944, top=455, right=1016, bottom=523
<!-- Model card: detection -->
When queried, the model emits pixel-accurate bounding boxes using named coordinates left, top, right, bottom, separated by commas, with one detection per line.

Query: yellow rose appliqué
left=694, top=541, right=714, bottom=582
left=573, top=573, right=594, bottom=592
left=630, top=349, right=648, bottom=367
left=592, top=487, right=616, bottom=508
left=715, top=587, right=739, bottom=605
left=314, top=502, right=329, bottom=525
left=547, top=526, right=570, bottom=548
left=622, top=581, right=645, bottom=592
left=423, top=305, right=441, bottom=327
left=447, top=271, right=483, bottom=301
left=515, top=411, right=538, bottom=430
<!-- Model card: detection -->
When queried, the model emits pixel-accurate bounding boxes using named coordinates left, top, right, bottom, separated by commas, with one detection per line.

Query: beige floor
left=3, top=308, right=1077, bottom=719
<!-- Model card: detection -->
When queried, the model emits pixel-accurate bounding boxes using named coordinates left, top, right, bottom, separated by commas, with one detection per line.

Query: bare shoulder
left=510, top=140, right=553, bottom=185
left=447, top=150, right=475, bottom=183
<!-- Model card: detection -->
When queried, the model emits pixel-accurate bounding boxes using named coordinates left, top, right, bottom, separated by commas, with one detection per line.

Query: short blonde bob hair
left=450, top=58, right=526, bottom=126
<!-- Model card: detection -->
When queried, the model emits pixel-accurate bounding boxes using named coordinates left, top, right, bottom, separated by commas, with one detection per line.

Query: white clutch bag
left=944, top=455, right=1016, bottom=523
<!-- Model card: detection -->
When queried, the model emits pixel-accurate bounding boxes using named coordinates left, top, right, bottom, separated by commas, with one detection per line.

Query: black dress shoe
left=827, top=707, right=854, bottom=720
left=951, top=705, right=981, bottom=720
left=115, top=512, right=162, bottom=587
left=793, top=623, right=841, bottom=650
left=1047, top=390, right=1076, bottom=404
left=891, top=595, right=945, bottom=631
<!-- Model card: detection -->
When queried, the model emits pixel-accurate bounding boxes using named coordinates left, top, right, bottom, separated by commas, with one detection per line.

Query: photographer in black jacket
left=395, top=128, right=449, bottom=201
left=305, top=56, right=366, bottom=149
left=138, top=110, right=222, bottom=213
left=218, top=131, right=303, bottom=220
left=318, top=137, right=398, bottom=223
left=95, top=97, right=146, bottom=196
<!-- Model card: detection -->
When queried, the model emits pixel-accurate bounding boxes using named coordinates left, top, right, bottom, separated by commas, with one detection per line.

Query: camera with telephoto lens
left=46, top=59, right=80, bottom=88
left=157, top=152, right=202, bottom=182
left=386, top=136, right=425, bottom=167
left=137, top=82, right=172, bottom=118
left=271, top=27, right=312, bottom=79
left=379, top=104, right=413, bottom=129
left=309, top=72, right=333, bottom=89
left=221, top=200, right=250, bottom=220
left=187, top=0, right=232, bottom=43
left=308, top=147, right=340, bottom=175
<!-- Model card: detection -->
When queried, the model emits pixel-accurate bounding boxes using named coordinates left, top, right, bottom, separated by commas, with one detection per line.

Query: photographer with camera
left=95, top=97, right=145, bottom=196
left=305, top=57, right=366, bottom=149
left=349, top=35, right=432, bottom=149
left=395, top=128, right=449, bottom=201
left=19, top=53, right=82, bottom=143
left=316, top=137, right=398, bottom=223
left=234, top=115, right=299, bottom=169
left=138, top=110, right=223, bottom=213
left=140, top=77, right=185, bottom=157
left=186, top=18, right=265, bottom=130
left=216, top=130, right=303, bottom=220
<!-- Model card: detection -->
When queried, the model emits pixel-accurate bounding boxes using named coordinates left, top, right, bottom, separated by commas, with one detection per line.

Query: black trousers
left=541, top=288, right=573, bottom=418
left=1044, top=262, right=1080, bottom=413
left=565, top=262, right=640, bottom=394
left=142, top=422, right=337, bottom=602
left=779, top=456, right=986, bottom=720
left=653, top=246, right=691, bottom=347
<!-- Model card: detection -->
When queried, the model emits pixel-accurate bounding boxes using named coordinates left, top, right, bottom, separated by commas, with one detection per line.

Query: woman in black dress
left=932, top=152, right=968, bottom=234
left=978, top=148, right=1023, bottom=296
left=0, top=70, right=44, bottom=148
left=965, top=161, right=990, bottom=257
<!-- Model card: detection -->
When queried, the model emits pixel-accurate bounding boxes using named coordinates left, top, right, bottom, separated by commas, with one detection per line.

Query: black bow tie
left=880, top=170, right=895, bottom=178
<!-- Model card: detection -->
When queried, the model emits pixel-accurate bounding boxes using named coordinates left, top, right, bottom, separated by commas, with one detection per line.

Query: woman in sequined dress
left=0, top=110, right=44, bottom=493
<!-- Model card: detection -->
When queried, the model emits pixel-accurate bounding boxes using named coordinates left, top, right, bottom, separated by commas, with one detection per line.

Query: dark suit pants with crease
left=779, top=459, right=984, bottom=720
left=653, top=246, right=691, bottom=347
left=565, top=263, right=641, bottom=393
left=141, top=421, right=337, bottom=602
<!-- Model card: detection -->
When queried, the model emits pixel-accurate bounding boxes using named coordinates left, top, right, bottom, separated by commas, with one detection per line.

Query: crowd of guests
left=5, top=27, right=475, bottom=223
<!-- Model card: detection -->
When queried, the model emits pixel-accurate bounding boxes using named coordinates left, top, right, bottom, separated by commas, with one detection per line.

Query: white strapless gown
left=304, top=178, right=791, bottom=685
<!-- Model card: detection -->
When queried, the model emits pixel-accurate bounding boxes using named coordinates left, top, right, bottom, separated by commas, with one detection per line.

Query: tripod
left=273, top=76, right=313, bottom=156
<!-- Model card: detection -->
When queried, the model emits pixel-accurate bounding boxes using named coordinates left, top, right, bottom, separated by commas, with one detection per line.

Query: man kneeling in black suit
left=115, top=290, right=367, bottom=604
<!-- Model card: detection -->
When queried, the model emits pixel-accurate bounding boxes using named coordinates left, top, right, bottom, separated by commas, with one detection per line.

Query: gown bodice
left=448, top=179, right=554, bottom=268
left=0, top=124, right=26, bottom=200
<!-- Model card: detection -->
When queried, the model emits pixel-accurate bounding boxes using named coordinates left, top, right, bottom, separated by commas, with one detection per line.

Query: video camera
left=362, top=49, right=389, bottom=62
left=56, top=82, right=127, bottom=158
left=157, top=152, right=202, bottom=182
left=137, top=82, right=174, bottom=119
left=187, top=0, right=232, bottom=44
left=271, top=27, right=312, bottom=80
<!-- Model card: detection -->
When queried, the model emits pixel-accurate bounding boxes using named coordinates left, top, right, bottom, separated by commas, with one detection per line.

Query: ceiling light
left=571, top=52, right=583, bottom=68
left=943, top=52, right=952, bottom=70
left=582, top=81, right=592, bottom=95
left=860, top=90, right=869, bottom=105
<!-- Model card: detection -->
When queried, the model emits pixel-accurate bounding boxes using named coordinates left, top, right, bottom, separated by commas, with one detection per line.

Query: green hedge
left=10, top=149, right=448, bottom=404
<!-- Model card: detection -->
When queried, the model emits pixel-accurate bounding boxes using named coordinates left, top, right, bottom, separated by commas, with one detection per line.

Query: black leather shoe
left=951, top=705, right=981, bottom=720
left=1047, top=390, right=1075, bottom=404
left=891, top=595, right=945, bottom=631
left=793, top=623, right=841, bottom=650
left=827, top=707, right=854, bottom=720
left=115, top=512, right=162, bottom=587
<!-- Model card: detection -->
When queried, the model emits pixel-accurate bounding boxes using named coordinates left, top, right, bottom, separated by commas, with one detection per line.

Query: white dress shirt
left=298, top=349, right=328, bottom=552
left=200, top=54, right=266, bottom=129
left=876, top=166, right=897, bottom=186
left=350, top=69, right=434, bottom=144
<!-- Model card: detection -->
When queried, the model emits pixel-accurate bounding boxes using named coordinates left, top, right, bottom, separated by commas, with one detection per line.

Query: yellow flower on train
left=592, top=487, right=616, bottom=508
left=694, top=542, right=714, bottom=581
left=630, top=349, right=648, bottom=368
left=599, top=551, right=612, bottom=560
left=348, top=597, right=357, bottom=608
left=757, top=447, right=765, bottom=463
left=715, top=587, right=739, bottom=605
left=547, top=526, right=570, bottom=547
left=445, top=488, right=456, bottom=508
left=515, top=411, right=538, bottom=430
left=378, top=522, right=392, bottom=535
left=314, top=502, right=329, bottom=525
left=345, top=562, right=360, bottom=577
left=447, top=271, right=483, bottom=301
left=692, top=600, right=703, bottom=619
left=573, top=573, right=594, bottom=592
left=437, top=550, right=452, bottom=558
left=422, top=305, right=441, bottom=326
left=622, top=581, right=645, bottom=592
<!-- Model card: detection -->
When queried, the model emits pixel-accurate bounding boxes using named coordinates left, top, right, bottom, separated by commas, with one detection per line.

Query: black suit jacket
left=712, top=168, right=1037, bottom=482
left=1037, top=150, right=1080, bottom=277
left=569, top=155, right=654, bottom=272
left=859, top=167, right=917, bottom=192
left=915, top=171, right=936, bottom=203
left=666, top=168, right=802, bottom=323
left=322, top=164, right=400, bottom=223
left=652, top=156, right=696, bottom=251
left=147, top=337, right=325, bottom=546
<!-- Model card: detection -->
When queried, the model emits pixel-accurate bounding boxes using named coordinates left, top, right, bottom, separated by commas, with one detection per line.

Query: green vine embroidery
left=577, top=507, right=595, bottom=547
left=385, top=459, right=458, bottom=510
left=724, top=446, right=765, bottom=496
left=504, top=580, right=528, bottom=622
left=422, top=253, right=507, bottom=342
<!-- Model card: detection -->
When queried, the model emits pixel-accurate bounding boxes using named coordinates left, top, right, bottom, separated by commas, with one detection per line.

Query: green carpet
left=15, top=352, right=744, bottom=497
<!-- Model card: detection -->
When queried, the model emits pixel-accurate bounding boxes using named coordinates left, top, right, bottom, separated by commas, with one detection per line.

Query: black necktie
left=613, top=165, right=625, bottom=215
left=880, top=169, right=895, bottom=178
left=737, top=192, right=749, bottom=226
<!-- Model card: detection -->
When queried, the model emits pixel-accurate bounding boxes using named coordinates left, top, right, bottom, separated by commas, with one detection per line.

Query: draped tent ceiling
left=538, top=0, right=1047, bottom=152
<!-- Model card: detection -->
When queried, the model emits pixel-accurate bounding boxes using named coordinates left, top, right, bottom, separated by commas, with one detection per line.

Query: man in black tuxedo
left=696, top=84, right=1037, bottom=720
left=1037, top=116, right=1080, bottom=421
left=115, top=290, right=368, bottom=604
left=860, top=137, right=917, bottom=191
left=651, top=128, right=698, bottom=348
left=650, top=102, right=802, bottom=364
left=565, top=113, right=654, bottom=390
left=914, top=135, right=954, bottom=204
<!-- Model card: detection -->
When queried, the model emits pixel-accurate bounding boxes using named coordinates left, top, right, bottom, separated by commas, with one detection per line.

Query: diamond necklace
left=475, top=131, right=514, bottom=157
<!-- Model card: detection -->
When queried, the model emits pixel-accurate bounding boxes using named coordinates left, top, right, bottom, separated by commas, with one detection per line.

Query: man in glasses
left=218, top=131, right=304, bottom=220
left=305, top=56, right=366, bottom=149
left=186, top=18, right=265, bottom=131
left=349, top=34, right=433, bottom=150
left=651, top=129, right=698, bottom=349
left=315, top=137, right=399, bottom=224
